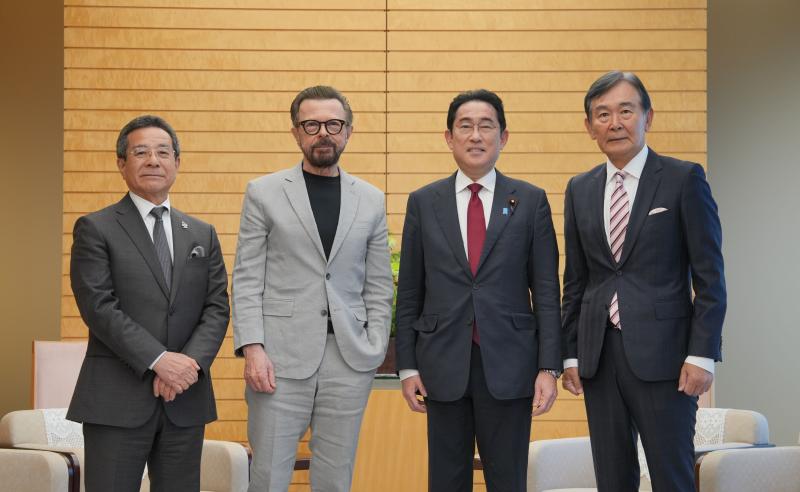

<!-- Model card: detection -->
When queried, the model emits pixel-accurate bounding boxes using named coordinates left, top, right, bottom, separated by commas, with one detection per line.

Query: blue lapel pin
left=502, top=207, right=509, bottom=216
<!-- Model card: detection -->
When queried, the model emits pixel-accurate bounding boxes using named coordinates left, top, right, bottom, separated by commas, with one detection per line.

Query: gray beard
left=305, top=143, right=342, bottom=168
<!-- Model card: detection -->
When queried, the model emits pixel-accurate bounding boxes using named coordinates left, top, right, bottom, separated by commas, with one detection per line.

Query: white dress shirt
left=128, top=191, right=172, bottom=368
left=563, top=146, right=714, bottom=374
left=128, top=191, right=174, bottom=260
left=399, top=168, right=496, bottom=382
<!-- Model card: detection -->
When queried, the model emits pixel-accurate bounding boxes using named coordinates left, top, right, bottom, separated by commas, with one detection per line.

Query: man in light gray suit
left=232, top=86, right=394, bottom=492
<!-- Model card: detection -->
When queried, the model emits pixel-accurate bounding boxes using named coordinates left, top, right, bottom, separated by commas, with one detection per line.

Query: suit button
left=321, top=309, right=328, bottom=316
left=472, top=283, right=479, bottom=290
left=616, top=270, right=622, bottom=276
left=325, top=273, right=331, bottom=280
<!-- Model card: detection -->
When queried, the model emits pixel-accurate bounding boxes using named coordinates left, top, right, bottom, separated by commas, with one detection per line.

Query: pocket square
left=189, top=245, right=206, bottom=258
left=648, top=207, right=668, bottom=216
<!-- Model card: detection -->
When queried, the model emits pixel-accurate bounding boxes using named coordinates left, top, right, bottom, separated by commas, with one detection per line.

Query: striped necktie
left=608, top=171, right=629, bottom=329
left=150, top=206, right=172, bottom=290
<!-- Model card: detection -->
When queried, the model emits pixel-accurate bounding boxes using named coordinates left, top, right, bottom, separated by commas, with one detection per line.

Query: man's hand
left=533, top=371, right=558, bottom=417
left=562, top=367, right=583, bottom=396
left=401, top=375, right=428, bottom=413
left=243, top=344, right=276, bottom=393
left=153, top=352, right=200, bottom=393
left=678, top=362, right=713, bottom=396
left=153, top=375, right=177, bottom=402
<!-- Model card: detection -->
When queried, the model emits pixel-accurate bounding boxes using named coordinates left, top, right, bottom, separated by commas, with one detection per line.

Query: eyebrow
left=456, top=117, right=497, bottom=124
left=593, top=101, right=636, bottom=112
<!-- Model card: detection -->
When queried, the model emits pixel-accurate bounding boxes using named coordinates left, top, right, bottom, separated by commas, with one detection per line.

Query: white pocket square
left=648, top=207, right=669, bottom=216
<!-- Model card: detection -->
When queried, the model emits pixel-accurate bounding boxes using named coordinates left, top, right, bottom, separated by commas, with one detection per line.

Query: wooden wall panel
left=63, top=2, right=706, bottom=490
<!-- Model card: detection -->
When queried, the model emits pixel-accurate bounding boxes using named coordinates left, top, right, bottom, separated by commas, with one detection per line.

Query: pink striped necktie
left=608, top=171, right=629, bottom=329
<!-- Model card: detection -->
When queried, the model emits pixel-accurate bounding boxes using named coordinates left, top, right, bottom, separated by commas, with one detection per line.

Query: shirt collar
left=128, top=191, right=171, bottom=221
left=605, top=145, right=648, bottom=184
left=455, top=168, right=496, bottom=193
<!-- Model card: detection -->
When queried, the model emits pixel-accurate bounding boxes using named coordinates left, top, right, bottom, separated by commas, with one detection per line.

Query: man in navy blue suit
left=561, top=71, right=727, bottom=491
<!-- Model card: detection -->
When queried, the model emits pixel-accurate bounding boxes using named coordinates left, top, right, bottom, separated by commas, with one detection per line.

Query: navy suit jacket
left=561, top=149, right=726, bottom=381
left=395, top=170, right=561, bottom=401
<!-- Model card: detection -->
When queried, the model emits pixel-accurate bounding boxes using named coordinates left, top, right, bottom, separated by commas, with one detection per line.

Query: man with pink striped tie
left=561, top=71, right=727, bottom=492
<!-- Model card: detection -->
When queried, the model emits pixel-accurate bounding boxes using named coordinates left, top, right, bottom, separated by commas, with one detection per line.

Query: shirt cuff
left=685, top=356, right=715, bottom=374
left=399, top=369, right=420, bottom=381
left=563, top=358, right=578, bottom=370
left=149, top=350, right=167, bottom=370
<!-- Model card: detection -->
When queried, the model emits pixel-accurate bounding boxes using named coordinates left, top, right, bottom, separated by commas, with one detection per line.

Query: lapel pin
left=502, top=207, right=509, bottom=216
left=508, top=197, right=518, bottom=215
left=181, top=221, right=188, bottom=229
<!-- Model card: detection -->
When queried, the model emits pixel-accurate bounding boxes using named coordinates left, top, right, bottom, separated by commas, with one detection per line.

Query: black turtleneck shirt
left=302, top=169, right=341, bottom=259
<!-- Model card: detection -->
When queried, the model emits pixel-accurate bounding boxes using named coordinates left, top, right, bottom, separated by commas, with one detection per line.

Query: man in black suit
left=395, top=90, right=562, bottom=492
left=561, top=71, right=726, bottom=491
left=68, top=115, right=230, bottom=491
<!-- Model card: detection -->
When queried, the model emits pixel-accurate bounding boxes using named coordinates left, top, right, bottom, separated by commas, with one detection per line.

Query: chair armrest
left=528, top=437, right=596, bottom=492
left=697, top=446, right=800, bottom=492
left=200, top=440, right=249, bottom=492
left=0, top=447, right=79, bottom=492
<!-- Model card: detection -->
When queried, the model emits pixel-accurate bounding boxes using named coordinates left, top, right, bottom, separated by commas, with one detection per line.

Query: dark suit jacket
left=67, top=194, right=230, bottom=428
left=395, top=170, right=561, bottom=401
left=561, top=149, right=726, bottom=381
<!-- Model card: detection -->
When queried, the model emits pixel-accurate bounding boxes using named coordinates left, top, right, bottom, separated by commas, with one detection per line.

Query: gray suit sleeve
left=232, top=181, right=269, bottom=356
left=362, top=196, right=394, bottom=346
left=70, top=216, right=166, bottom=378
left=181, top=224, right=230, bottom=373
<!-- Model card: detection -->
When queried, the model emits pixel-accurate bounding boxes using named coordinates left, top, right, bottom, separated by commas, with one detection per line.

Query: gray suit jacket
left=67, top=194, right=230, bottom=428
left=232, top=164, right=393, bottom=377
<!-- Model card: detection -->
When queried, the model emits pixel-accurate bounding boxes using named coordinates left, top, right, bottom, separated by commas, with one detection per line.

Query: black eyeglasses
left=298, top=119, right=347, bottom=136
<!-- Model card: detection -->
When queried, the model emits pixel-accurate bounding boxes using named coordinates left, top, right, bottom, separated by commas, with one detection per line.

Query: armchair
left=527, top=408, right=770, bottom=492
left=0, top=409, right=248, bottom=492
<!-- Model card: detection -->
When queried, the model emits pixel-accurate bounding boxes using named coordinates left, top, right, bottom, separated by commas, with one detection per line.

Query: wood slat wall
left=62, top=1, right=706, bottom=489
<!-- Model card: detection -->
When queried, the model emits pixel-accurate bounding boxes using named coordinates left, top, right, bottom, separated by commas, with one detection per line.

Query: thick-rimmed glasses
left=298, top=119, right=347, bottom=136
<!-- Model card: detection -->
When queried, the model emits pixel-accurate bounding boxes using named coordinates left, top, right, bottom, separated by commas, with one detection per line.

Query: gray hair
left=584, top=71, right=652, bottom=120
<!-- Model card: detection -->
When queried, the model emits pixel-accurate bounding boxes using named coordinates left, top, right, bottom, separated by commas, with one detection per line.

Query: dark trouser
left=425, top=343, right=533, bottom=492
left=583, top=324, right=698, bottom=492
left=83, top=402, right=204, bottom=492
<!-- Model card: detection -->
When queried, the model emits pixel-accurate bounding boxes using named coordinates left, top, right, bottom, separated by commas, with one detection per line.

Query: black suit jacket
left=561, top=149, right=726, bottom=381
left=67, top=194, right=230, bottom=428
left=395, top=170, right=561, bottom=401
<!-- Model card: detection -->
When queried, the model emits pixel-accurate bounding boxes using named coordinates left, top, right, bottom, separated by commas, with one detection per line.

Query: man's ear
left=584, top=117, right=597, bottom=140
left=290, top=126, right=301, bottom=145
left=499, top=129, right=509, bottom=150
left=644, top=108, right=654, bottom=132
left=444, top=129, right=455, bottom=151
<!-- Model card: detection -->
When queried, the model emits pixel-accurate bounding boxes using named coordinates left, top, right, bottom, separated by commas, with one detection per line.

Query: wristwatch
left=540, top=368, right=562, bottom=380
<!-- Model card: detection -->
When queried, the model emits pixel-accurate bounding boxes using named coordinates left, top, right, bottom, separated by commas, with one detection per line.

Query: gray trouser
left=246, top=334, right=376, bottom=492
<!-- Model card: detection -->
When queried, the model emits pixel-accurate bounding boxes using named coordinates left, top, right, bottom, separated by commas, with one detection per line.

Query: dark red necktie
left=467, top=183, right=485, bottom=344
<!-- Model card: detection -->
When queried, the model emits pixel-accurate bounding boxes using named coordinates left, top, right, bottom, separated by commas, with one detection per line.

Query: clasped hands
left=152, top=352, right=201, bottom=402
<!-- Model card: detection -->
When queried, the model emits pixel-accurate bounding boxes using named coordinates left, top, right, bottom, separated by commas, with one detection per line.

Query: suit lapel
left=590, top=165, right=616, bottom=264
left=476, top=170, right=513, bottom=274
left=433, top=174, right=472, bottom=279
left=282, top=163, right=326, bottom=261
left=168, top=208, right=190, bottom=306
left=114, top=195, right=170, bottom=299
left=327, top=169, right=360, bottom=264
left=619, top=148, right=663, bottom=266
